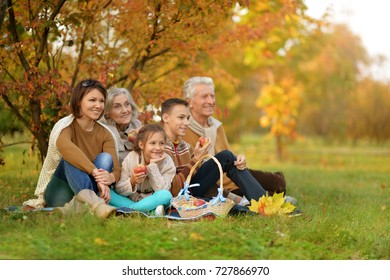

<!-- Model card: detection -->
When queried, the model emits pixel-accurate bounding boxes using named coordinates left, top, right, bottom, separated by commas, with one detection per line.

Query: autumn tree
left=1, top=0, right=305, bottom=164
left=225, top=1, right=315, bottom=159
left=294, top=24, right=369, bottom=140
left=347, top=78, right=390, bottom=143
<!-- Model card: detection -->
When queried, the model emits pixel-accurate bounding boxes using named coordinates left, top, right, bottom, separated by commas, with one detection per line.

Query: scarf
left=188, top=116, right=222, bottom=156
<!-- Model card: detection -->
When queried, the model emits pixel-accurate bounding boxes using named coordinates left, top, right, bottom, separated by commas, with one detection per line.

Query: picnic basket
left=171, top=154, right=235, bottom=218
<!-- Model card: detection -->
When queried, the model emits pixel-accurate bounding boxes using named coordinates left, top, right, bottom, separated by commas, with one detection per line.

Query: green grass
left=1, top=136, right=389, bottom=260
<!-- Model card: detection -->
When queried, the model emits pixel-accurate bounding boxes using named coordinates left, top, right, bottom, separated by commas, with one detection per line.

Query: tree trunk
left=30, top=100, right=48, bottom=162
left=276, top=134, right=283, bottom=161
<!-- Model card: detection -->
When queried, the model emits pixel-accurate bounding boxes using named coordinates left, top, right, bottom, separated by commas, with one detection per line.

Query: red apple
left=193, top=199, right=206, bottom=207
left=127, top=131, right=137, bottom=142
left=199, top=136, right=209, bottom=147
left=133, top=164, right=147, bottom=174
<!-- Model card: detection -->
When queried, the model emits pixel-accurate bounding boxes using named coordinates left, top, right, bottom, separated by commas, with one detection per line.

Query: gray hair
left=104, top=87, right=139, bottom=123
left=183, top=76, right=214, bottom=99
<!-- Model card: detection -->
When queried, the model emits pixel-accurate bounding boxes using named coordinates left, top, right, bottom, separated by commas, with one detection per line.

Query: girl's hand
left=149, top=153, right=165, bottom=164
left=234, top=154, right=247, bottom=170
left=131, top=169, right=146, bottom=185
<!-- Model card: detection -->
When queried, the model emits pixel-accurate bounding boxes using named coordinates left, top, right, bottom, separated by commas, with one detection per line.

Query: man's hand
left=234, top=154, right=247, bottom=170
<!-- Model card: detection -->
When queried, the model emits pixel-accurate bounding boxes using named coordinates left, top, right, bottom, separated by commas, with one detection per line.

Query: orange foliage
left=0, top=0, right=307, bottom=161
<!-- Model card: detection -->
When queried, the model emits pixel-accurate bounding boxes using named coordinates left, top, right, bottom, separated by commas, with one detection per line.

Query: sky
left=304, top=0, right=390, bottom=81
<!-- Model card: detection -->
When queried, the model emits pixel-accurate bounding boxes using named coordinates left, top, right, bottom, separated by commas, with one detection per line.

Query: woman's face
left=107, top=93, right=133, bottom=127
left=79, top=89, right=105, bottom=121
left=138, top=132, right=165, bottom=164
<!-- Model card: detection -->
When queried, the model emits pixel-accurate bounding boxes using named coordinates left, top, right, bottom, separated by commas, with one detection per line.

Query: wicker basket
left=171, top=154, right=235, bottom=218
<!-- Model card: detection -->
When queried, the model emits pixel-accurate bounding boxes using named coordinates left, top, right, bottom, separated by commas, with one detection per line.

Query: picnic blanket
left=2, top=204, right=300, bottom=218
left=115, top=207, right=217, bottom=221
left=2, top=205, right=218, bottom=221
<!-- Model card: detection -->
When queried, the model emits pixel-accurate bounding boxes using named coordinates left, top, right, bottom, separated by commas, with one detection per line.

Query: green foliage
left=0, top=105, right=24, bottom=135
left=1, top=137, right=389, bottom=260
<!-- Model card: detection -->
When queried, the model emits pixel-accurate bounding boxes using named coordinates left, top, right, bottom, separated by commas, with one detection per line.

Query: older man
left=182, top=76, right=287, bottom=198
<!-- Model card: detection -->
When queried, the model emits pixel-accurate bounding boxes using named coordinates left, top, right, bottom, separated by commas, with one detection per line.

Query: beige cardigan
left=115, top=151, right=175, bottom=202
left=23, top=115, right=118, bottom=208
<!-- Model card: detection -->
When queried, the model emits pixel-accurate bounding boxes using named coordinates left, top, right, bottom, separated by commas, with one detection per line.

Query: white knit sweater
left=23, top=115, right=118, bottom=208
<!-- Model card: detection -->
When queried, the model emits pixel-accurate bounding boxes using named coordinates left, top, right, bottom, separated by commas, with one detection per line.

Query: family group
left=22, top=76, right=291, bottom=219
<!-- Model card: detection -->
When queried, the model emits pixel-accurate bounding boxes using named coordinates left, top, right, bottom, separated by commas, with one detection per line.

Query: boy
left=161, top=98, right=267, bottom=204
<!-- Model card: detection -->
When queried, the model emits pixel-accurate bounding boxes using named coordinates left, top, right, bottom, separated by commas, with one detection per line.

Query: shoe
left=238, top=196, right=250, bottom=206
left=155, top=205, right=165, bottom=216
left=284, top=195, right=298, bottom=206
left=229, top=205, right=251, bottom=216
left=288, top=209, right=303, bottom=217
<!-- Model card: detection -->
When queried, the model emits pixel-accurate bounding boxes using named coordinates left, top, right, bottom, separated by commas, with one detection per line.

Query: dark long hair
left=70, top=79, right=107, bottom=118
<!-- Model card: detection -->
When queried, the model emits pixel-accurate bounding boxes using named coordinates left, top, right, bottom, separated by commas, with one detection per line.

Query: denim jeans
left=44, top=152, right=113, bottom=207
left=190, top=150, right=266, bottom=200
left=109, top=189, right=172, bottom=211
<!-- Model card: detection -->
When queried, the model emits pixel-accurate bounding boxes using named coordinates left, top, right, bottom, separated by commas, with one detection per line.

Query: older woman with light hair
left=101, top=87, right=142, bottom=163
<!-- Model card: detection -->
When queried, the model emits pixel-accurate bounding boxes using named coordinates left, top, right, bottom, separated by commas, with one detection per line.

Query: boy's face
left=162, top=104, right=191, bottom=138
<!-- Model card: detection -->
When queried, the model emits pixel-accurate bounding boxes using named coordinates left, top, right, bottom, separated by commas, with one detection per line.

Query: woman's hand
left=97, top=182, right=111, bottom=204
left=234, top=154, right=247, bottom=170
left=92, top=168, right=114, bottom=185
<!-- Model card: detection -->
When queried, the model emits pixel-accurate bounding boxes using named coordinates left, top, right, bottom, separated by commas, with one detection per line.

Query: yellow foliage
left=256, top=76, right=302, bottom=141
left=94, top=238, right=108, bottom=245
left=248, top=192, right=295, bottom=216
left=259, top=116, right=270, bottom=127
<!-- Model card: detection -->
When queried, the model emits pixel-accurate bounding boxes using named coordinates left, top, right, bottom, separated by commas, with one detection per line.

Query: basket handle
left=185, top=154, right=223, bottom=191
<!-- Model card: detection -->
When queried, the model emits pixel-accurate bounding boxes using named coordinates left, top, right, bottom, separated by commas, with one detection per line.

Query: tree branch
left=138, top=62, right=186, bottom=87
left=0, top=0, right=6, bottom=32
left=71, top=26, right=88, bottom=88
left=0, top=61, right=17, bottom=83
left=7, top=0, right=31, bottom=75
left=34, top=0, right=67, bottom=67
left=1, top=93, right=32, bottom=134
left=102, top=0, right=113, bottom=9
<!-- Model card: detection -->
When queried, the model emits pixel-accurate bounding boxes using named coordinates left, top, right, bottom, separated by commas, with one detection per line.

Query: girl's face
left=107, top=93, right=133, bottom=128
left=79, top=89, right=105, bottom=121
left=139, top=132, right=165, bottom=164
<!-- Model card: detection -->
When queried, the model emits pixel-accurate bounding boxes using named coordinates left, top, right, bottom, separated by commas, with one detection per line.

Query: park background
left=0, top=0, right=389, bottom=261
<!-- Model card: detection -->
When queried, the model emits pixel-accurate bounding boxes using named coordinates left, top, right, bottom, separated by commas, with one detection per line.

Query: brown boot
left=248, top=169, right=287, bottom=196
left=58, top=196, right=87, bottom=216
left=76, top=189, right=116, bottom=219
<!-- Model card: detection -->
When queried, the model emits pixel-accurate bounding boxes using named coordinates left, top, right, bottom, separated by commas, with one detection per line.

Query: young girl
left=109, top=123, right=175, bottom=215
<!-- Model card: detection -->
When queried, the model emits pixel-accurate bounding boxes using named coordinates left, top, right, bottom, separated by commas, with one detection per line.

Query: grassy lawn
left=0, top=135, right=389, bottom=260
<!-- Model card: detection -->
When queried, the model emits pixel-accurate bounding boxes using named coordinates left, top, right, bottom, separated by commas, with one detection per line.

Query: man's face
left=189, top=84, right=216, bottom=118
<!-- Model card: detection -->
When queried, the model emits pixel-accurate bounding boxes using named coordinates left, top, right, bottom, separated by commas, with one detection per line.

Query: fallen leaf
left=189, top=232, right=203, bottom=241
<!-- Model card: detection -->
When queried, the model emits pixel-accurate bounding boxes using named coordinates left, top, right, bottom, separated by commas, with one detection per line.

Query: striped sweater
left=164, top=138, right=197, bottom=196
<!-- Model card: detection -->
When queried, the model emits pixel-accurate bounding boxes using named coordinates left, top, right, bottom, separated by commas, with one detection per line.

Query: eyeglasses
left=82, top=80, right=97, bottom=87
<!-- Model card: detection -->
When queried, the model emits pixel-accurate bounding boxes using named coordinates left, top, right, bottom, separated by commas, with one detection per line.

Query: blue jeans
left=44, top=152, right=113, bottom=207
left=190, top=150, right=267, bottom=200
left=109, top=189, right=172, bottom=211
